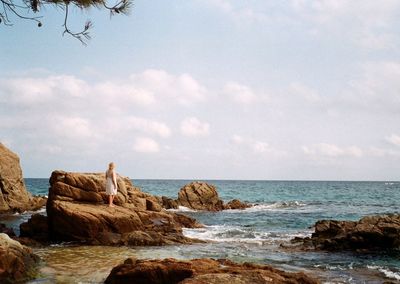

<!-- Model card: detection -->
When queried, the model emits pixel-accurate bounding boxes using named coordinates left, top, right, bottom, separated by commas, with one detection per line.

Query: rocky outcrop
left=176, top=182, right=251, bottom=211
left=177, top=182, right=224, bottom=211
left=292, top=214, right=400, bottom=251
left=46, top=171, right=203, bottom=245
left=224, top=199, right=252, bottom=210
left=20, top=214, right=48, bottom=244
left=0, top=224, right=15, bottom=237
left=0, top=143, right=47, bottom=213
left=0, top=233, right=39, bottom=283
left=105, top=258, right=320, bottom=284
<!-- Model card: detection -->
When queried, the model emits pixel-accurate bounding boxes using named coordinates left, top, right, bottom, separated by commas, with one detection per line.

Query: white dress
left=105, top=170, right=118, bottom=195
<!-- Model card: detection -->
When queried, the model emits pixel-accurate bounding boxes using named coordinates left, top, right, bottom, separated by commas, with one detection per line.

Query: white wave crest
left=367, top=265, right=400, bottom=280
left=183, top=225, right=311, bottom=245
left=242, top=201, right=307, bottom=212
left=167, top=206, right=197, bottom=212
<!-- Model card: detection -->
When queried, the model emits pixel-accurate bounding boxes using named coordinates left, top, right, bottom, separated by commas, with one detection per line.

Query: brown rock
left=0, top=143, right=46, bottom=213
left=162, top=196, right=179, bottom=209
left=105, top=258, right=320, bottom=284
left=0, top=233, right=40, bottom=283
left=177, top=182, right=224, bottom=211
left=0, top=223, right=15, bottom=237
left=296, top=214, right=400, bottom=251
left=20, top=214, right=48, bottom=244
left=224, top=199, right=251, bottom=210
left=46, top=171, right=203, bottom=245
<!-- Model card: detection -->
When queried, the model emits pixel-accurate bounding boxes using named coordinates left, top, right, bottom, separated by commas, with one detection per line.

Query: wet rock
left=105, top=258, right=320, bottom=284
left=46, top=171, right=203, bottom=245
left=0, top=233, right=40, bottom=283
left=0, top=143, right=46, bottom=213
left=224, top=199, right=252, bottom=210
left=294, top=214, right=400, bottom=251
left=20, top=214, right=48, bottom=244
left=177, top=182, right=224, bottom=211
left=0, top=223, right=15, bottom=237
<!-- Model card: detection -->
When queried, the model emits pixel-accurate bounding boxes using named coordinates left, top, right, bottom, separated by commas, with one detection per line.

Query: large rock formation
left=105, top=258, right=320, bottom=284
left=0, top=233, right=39, bottom=283
left=46, top=171, right=203, bottom=245
left=176, top=182, right=251, bottom=211
left=0, top=143, right=47, bottom=213
left=177, top=182, right=224, bottom=211
left=292, top=214, right=400, bottom=251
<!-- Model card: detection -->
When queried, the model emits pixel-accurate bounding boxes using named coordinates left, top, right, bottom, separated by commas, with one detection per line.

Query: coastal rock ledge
left=0, top=143, right=47, bottom=213
left=45, top=171, right=203, bottom=245
left=0, top=233, right=39, bottom=283
left=105, top=258, right=319, bottom=284
left=293, top=214, right=400, bottom=251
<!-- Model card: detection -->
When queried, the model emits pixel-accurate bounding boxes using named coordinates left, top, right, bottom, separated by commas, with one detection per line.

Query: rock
left=0, top=223, right=15, bottom=237
left=224, top=199, right=251, bottom=210
left=0, top=143, right=46, bottom=213
left=105, top=258, right=320, bottom=284
left=0, top=233, right=40, bottom=283
left=295, top=214, right=400, bottom=251
left=162, top=196, right=178, bottom=209
left=20, top=214, right=48, bottom=244
left=46, top=171, right=203, bottom=245
left=177, top=182, right=224, bottom=211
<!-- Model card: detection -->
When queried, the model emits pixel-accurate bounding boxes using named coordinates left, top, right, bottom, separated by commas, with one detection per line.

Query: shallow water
left=16, top=179, right=400, bottom=283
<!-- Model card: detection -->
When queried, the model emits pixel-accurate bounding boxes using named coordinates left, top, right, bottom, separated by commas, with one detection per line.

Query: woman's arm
left=112, top=170, right=118, bottom=189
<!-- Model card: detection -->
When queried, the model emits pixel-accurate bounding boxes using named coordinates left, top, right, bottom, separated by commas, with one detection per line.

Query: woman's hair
left=108, top=162, right=115, bottom=170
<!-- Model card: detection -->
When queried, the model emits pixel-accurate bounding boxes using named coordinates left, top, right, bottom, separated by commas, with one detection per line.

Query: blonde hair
left=108, top=162, right=115, bottom=170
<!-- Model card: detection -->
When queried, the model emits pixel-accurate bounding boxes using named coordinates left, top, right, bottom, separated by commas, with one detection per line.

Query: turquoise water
left=14, top=179, right=400, bottom=283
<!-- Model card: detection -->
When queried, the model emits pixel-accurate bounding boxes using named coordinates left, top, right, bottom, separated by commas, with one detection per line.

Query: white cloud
left=0, top=75, right=89, bottom=105
left=205, top=0, right=267, bottom=23
left=288, top=82, right=321, bottom=103
left=224, top=82, right=257, bottom=104
left=231, top=134, right=244, bottom=145
left=290, top=0, right=400, bottom=49
left=341, top=61, right=400, bottom=112
left=231, top=135, right=286, bottom=157
left=130, top=69, right=207, bottom=106
left=302, top=143, right=363, bottom=158
left=133, top=137, right=160, bottom=153
left=385, top=134, right=400, bottom=147
left=180, top=117, right=210, bottom=137
left=126, top=116, right=171, bottom=138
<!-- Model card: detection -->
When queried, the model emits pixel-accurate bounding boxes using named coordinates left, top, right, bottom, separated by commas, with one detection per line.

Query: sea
left=2, top=179, right=400, bottom=283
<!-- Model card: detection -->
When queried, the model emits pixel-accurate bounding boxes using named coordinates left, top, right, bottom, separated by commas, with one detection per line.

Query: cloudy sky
left=1, top=1, right=400, bottom=180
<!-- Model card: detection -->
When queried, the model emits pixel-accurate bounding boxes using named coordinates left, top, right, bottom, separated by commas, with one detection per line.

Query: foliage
left=0, top=0, right=131, bottom=44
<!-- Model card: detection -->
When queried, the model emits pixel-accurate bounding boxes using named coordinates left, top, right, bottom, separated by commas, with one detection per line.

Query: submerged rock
left=291, top=214, right=400, bottom=251
left=105, top=258, right=320, bottom=284
left=0, top=233, right=40, bottom=283
left=0, top=143, right=47, bottom=213
left=46, top=171, right=203, bottom=245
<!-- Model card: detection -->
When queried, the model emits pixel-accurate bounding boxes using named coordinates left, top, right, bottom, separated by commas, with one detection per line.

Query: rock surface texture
left=105, top=258, right=320, bottom=284
left=177, top=182, right=251, bottom=211
left=0, top=143, right=47, bottom=213
left=295, top=214, right=400, bottom=251
left=0, top=233, right=39, bottom=283
left=46, top=171, right=202, bottom=245
left=177, top=182, right=224, bottom=211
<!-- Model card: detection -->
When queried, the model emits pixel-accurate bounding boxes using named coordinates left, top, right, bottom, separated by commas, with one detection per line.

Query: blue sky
left=1, top=0, right=400, bottom=180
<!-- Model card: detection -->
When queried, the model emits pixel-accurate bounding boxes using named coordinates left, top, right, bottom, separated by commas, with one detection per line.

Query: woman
left=105, top=162, right=118, bottom=207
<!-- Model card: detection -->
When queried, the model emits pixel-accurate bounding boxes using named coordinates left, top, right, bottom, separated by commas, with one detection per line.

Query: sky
left=1, top=0, right=400, bottom=180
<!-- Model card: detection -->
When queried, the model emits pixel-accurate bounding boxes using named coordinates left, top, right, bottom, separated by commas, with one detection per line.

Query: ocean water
left=6, top=179, right=400, bottom=283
